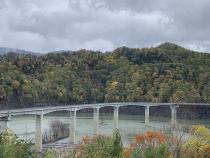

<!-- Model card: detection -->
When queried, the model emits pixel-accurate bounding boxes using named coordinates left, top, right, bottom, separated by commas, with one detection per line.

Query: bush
left=111, top=130, right=123, bottom=158
left=124, top=131, right=170, bottom=158
left=43, top=120, right=69, bottom=143
left=77, top=130, right=123, bottom=158
left=45, top=130, right=123, bottom=158
left=0, top=129, right=34, bottom=158
left=45, top=126, right=210, bottom=158
left=183, top=125, right=210, bottom=157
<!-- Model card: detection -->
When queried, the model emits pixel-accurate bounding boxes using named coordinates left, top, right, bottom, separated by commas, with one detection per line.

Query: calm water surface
left=7, top=112, right=210, bottom=145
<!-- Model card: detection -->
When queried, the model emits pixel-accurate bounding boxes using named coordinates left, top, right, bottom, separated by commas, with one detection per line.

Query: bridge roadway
left=0, top=102, right=209, bottom=152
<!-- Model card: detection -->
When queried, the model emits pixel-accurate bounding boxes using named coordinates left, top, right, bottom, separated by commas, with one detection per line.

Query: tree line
left=0, top=42, right=210, bottom=109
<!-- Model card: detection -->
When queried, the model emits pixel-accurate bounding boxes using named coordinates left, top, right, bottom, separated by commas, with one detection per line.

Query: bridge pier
left=69, top=110, right=76, bottom=144
left=114, top=107, right=119, bottom=129
left=170, top=105, right=178, bottom=126
left=145, top=106, right=150, bottom=125
left=0, top=116, right=10, bottom=133
left=93, top=108, right=99, bottom=135
left=35, top=111, right=43, bottom=152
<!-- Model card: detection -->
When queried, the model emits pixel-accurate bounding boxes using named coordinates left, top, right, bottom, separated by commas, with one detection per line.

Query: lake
left=7, top=111, right=210, bottom=145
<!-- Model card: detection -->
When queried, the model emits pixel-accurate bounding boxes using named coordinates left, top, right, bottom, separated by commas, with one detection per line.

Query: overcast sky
left=0, top=0, right=210, bottom=53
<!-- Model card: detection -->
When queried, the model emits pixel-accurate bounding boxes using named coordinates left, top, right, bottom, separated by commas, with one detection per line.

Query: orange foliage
left=123, top=131, right=167, bottom=158
left=134, top=131, right=166, bottom=145
left=82, top=136, right=91, bottom=145
left=144, top=131, right=166, bottom=144
left=135, top=135, right=144, bottom=143
left=123, top=147, right=133, bottom=158
left=204, top=145, right=210, bottom=157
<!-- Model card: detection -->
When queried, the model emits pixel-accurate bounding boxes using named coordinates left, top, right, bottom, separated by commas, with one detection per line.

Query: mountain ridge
left=0, top=42, right=210, bottom=111
left=0, top=42, right=209, bottom=55
left=0, top=47, right=40, bottom=56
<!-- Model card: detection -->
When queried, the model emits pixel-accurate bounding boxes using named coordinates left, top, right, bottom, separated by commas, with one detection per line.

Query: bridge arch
left=42, top=109, right=73, bottom=115
left=1, top=102, right=205, bottom=152
left=75, top=106, right=96, bottom=112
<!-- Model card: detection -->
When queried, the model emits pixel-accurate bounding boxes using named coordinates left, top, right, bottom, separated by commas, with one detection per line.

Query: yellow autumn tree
left=184, top=125, right=210, bottom=157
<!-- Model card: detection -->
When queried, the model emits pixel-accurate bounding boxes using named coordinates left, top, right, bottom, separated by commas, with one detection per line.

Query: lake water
left=7, top=112, right=210, bottom=145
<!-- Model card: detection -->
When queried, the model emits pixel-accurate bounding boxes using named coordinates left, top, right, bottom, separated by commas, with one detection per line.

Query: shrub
left=0, top=129, right=34, bottom=158
left=183, top=125, right=210, bottom=157
left=123, top=131, right=170, bottom=158
left=45, top=125, right=210, bottom=158
left=45, top=130, right=123, bottom=158
left=43, top=120, right=69, bottom=143
left=77, top=130, right=123, bottom=158
left=111, top=130, right=123, bottom=158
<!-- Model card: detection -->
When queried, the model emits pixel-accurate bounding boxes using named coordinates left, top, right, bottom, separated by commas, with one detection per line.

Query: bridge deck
left=0, top=102, right=210, bottom=117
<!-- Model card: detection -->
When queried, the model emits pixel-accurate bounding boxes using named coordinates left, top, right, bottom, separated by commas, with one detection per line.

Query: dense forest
left=0, top=42, right=210, bottom=109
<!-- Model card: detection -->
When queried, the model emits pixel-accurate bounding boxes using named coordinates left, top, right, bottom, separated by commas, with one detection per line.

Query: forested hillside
left=0, top=42, right=210, bottom=109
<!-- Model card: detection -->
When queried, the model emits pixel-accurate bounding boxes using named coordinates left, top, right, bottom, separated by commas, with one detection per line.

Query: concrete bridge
left=0, top=102, right=209, bottom=152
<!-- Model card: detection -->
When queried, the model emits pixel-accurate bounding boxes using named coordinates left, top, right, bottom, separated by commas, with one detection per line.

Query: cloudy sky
left=0, top=0, right=210, bottom=53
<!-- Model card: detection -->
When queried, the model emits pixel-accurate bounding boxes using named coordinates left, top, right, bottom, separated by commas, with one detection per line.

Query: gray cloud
left=0, top=0, right=209, bottom=53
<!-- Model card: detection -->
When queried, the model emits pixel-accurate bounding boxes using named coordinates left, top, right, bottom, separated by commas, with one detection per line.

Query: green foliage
left=141, top=144, right=170, bottom=158
left=44, top=130, right=123, bottom=158
left=82, top=136, right=114, bottom=158
left=0, top=43, right=210, bottom=108
left=80, top=131, right=123, bottom=158
left=111, top=130, right=123, bottom=158
left=130, top=145, right=141, bottom=158
left=44, top=126, right=210, bottom=158
left=0, top=129, right=34, bottom=158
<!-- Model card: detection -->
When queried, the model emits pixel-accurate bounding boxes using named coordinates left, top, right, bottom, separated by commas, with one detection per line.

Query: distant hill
left=0, top=47, right=40, bottom=56
left=0, top=42, right=210, bottom=111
